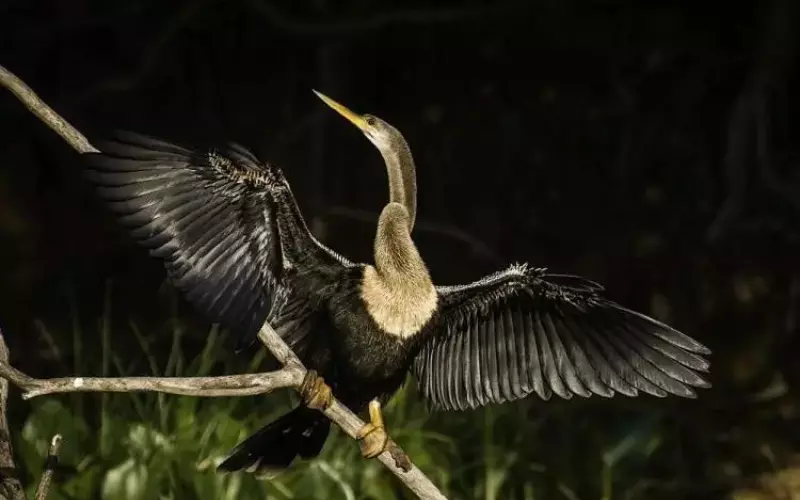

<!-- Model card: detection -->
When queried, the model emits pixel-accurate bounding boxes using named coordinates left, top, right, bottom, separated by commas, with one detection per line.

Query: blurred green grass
left=10, top=281, right=797, bottom=500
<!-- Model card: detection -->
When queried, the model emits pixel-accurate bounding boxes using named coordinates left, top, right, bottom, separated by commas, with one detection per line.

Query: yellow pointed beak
left=313, top=90, right=368, bottom=131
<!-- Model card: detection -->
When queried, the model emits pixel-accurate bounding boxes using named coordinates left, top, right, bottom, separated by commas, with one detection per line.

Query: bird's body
left=275, top=264, right=429, bottom=410
left=83, top=92, right=711, bottom=475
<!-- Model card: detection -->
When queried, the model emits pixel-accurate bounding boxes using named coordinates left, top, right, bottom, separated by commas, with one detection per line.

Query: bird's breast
left=360, top=265, right=438, bottom=339
left=326, top=291, right=419, bottom=405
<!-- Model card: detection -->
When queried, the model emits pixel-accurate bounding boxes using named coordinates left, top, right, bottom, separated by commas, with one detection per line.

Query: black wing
left=413, top=264, right=711, bottom=411
left=84, top=131, right=351, bottom=349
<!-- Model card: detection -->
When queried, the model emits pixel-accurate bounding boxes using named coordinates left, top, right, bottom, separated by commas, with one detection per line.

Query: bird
left=83, top=90, right=711, bottom=476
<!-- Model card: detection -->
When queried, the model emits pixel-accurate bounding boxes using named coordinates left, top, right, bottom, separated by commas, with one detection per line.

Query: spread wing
left=413, top=264, right=711, bottom=411
left=84, top=131, right=352, bottom=349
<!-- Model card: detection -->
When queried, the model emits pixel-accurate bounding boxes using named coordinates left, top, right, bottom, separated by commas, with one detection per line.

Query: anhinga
left=84, top=91, right=711, bottom=476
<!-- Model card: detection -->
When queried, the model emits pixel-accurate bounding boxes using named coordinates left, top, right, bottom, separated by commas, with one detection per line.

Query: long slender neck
left=361, top=133, right=436, bottom=339
left=380, top=139, right=417, bottom=231
left=373, top=203, right=429, bottom=285
left=364, top=202, right=436, bottom=339
left=373, top=135, right=426, bottom=283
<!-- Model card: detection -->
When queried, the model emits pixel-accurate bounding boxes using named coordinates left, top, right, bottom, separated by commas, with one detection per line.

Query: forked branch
left=0, top=64, right=447, bottom=500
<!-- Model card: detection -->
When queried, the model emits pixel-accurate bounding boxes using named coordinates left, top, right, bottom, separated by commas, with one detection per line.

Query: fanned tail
left=217, top=406, right=330, bottom=476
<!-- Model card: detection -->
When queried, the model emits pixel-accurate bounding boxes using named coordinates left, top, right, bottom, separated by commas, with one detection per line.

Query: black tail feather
left=217, top=406, right=330, bottom=475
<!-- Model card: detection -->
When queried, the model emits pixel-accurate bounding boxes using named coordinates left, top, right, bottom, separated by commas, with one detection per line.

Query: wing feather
left=523, top=311, right=549, bottom=400
left=450, top=320, right=466, bottom=409
left=486, top=315, right=504, bottom=404
left=512, top=307, right=532, bottom=397
left=461, top=316, right=475, bottom=409
left=535, top=310, right=569, bottom=399
left=504, top=307, right=524, bottom=400
left=569, top=320, right=637, bottom=396
left=625, top=323, right=709, bottom=372
left=443, top=331, right=457, bottom=410
left=543, top=310, right=589, bottom=397
left=495, top=309, right=513, bottom=402
left=468, top=311, right=484, bottom=408
left=429, top=337, right=439, bottom=406
left=413, top=264, right=711, bottom=411
left=84, top=131, right=350, bottom=350
left=559, top=317, right=612, bottom=397
left=438, top=335, right=451, bottom=408
left=590, top=328, right=667, bottom=396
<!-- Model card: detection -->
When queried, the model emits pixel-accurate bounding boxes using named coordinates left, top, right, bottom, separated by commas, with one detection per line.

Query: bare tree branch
left=0, top=361, right=304, bottom=400
left=0, top=331, right=26, bottom=500
left=1, top=330, right=63, bottom=500
left=0, top=65, right=96, bottom=154
left=1, top=64, right=448, bottom=500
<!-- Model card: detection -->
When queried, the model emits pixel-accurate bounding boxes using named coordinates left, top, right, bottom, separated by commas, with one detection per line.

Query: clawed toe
left=300, top=370, right=333, bottom=410
left=357, top=423, right=388, bottom=458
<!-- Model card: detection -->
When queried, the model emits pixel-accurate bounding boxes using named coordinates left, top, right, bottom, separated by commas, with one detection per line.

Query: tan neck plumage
left=361, top=142, right=437, bottom=339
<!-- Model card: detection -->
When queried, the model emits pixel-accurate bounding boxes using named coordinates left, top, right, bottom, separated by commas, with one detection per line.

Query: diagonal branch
left=0, top=65, right=96, bottom=154
left=0, top=64, right=448, bottom=500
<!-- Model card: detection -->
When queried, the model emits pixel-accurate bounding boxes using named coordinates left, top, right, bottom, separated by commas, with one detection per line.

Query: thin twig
left=1, top=64, right=448, bottom=500
left=33, top=435, right=62, bottom=500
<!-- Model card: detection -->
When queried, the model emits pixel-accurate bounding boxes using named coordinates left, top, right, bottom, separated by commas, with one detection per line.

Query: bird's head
left=313, top=90, right=403, bottom=154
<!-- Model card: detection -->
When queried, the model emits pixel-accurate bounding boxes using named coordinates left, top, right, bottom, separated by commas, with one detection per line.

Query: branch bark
left=0, top=362, right=304, bottom=400
left=0, top=331, right=26, bottom=500
left=0, top=64, right=448, bottom=500
left=0, top=330, right=63, bottom=500
left=0, top=66, right=96, bottom=154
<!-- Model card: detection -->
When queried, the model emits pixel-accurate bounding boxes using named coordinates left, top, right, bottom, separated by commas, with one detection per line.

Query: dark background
left=1, top=1, right=799, bottom=499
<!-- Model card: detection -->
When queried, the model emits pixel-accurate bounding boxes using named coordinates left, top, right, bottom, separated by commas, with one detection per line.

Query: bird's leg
left=356, top=400, right=388, bottom=458
left=300, top=369, right=333, bottom=410
left=355, top=400, right=412, bottom=471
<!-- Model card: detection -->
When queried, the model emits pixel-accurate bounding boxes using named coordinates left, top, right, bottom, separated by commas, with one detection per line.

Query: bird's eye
left=365, top=116, right=376, bottom=126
